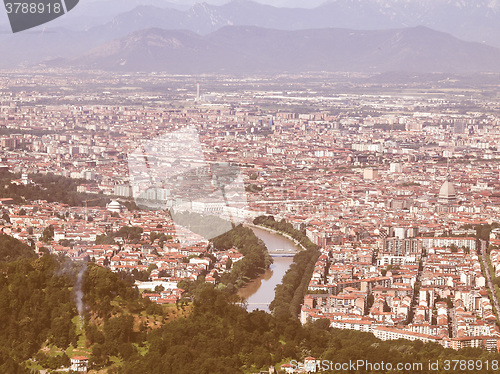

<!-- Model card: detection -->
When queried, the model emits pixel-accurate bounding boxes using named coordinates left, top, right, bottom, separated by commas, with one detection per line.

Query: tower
left=453, top=119, right=466, bottom=134
left=438, top=180, right=456, bottom=204
left=438, top=160, right=456, bottom=205
left=196, top=83, right=200, bottom=101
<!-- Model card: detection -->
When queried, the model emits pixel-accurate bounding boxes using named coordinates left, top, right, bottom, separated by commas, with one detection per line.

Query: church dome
left=106, top=200, right=122, bottom=213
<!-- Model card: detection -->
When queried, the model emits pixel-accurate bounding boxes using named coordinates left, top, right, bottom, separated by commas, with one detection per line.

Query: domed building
left=438, top=180, right=456, bottom=204
left=437, top=177, right=458, bottom=213
left=106, top=200, right=123, bottom=213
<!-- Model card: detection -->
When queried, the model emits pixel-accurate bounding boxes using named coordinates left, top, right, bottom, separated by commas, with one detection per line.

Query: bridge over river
left=237, top=226, right=300, bottom=311
left=267, top=248, right=296, bottom=257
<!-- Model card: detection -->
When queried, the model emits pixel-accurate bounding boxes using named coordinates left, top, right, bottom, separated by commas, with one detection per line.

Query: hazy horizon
left=2, top=0, right=500, bottom=70
left=82, top=0, right=327, bottom=8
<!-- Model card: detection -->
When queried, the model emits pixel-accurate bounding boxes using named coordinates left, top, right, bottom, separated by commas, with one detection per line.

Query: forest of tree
left=0, top=172, right=108, bottom=207
left=0, top=235, right=162, bottom=373
left=120, top=284, right=500, bottom=374
left=95, top=225, right=144, bottom=245
left=461, top=222, right=500, bottom=243
left=211, top=225, right=273, bottom=290
left=3, top=227, right=500, bottom=373
left=0, top=172, right=138, bottom=210
left=0, top=253, right=78, bottom=373
left=0, top=233, right=36, bottom=262
left=270, top=247, right=320, bottom=319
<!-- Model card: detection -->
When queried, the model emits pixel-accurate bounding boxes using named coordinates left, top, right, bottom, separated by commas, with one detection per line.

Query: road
left=479, top=239, right=500, bottom=320
left=408, top=254, right=425, bottom=325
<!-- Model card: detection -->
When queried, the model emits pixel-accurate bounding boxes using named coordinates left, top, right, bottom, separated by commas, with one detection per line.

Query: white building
left=70, top=356, right=88, bottom=373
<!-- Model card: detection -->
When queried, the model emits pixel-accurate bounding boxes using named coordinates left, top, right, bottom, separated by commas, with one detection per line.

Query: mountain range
left=1, top=0, right=500, bottom=73
left=95, top=0, right=500, bottom=47
left=64, top=26, right=500, bottom=74
left=2, top=0, right=500, bottom=46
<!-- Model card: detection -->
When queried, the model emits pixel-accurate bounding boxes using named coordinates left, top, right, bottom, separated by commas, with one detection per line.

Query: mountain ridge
left=91, top=0, right=500, bottom=47
left=65, top=25, right=500, bottom=74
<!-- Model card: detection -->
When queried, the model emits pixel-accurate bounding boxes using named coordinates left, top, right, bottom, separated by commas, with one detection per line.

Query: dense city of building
left=1, top=71, right=500, bottom=354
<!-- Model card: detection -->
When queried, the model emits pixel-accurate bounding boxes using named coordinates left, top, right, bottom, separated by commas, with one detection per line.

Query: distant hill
left=2, top=0, right=500, bottom=69
left=0, top=0, right=191, bottom=30
left=0, top=234, right=34, bottom=262
left=67, top=26, right=500, bottom=74
left=91, top=1, right=302, bottom=37
left=88, top=0, right=500, bottom=47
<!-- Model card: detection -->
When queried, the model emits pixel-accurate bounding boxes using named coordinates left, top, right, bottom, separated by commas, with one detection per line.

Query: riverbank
left=211, top=225, right=272, bottom=289
left=244, top=223, right=307, bottom=251
left=248, top=217, right=321, bottom=318
left=237, top=226, right=298, bottom=312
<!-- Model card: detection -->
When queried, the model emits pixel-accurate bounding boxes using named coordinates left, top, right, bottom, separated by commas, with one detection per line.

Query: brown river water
left=237, top=227, right=297, bottom=312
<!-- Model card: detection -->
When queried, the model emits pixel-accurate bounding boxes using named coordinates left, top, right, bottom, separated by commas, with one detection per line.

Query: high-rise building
left=390, top=163, right=402, bottom=173
left=454, top=119, right=466, bottom=134
left=363, top=168, right=378, bottom=180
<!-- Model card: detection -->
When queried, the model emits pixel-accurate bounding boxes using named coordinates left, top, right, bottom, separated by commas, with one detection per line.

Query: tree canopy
left=0, top=233, right=35, bottom=262
left=211, top=225, right=273, bottom=289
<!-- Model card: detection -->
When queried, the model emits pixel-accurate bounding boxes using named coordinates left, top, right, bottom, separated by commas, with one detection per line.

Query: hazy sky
left=85, top=0, right=327, bottom=8
left=3, top=0, right=498, bottom=31
left=0, top=0, right=324, bottom=28
left=177, top=0, right=324, bottom=6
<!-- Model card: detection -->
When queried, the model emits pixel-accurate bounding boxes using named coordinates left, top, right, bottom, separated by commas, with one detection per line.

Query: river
left=237, top=226, right=297, bottom=312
